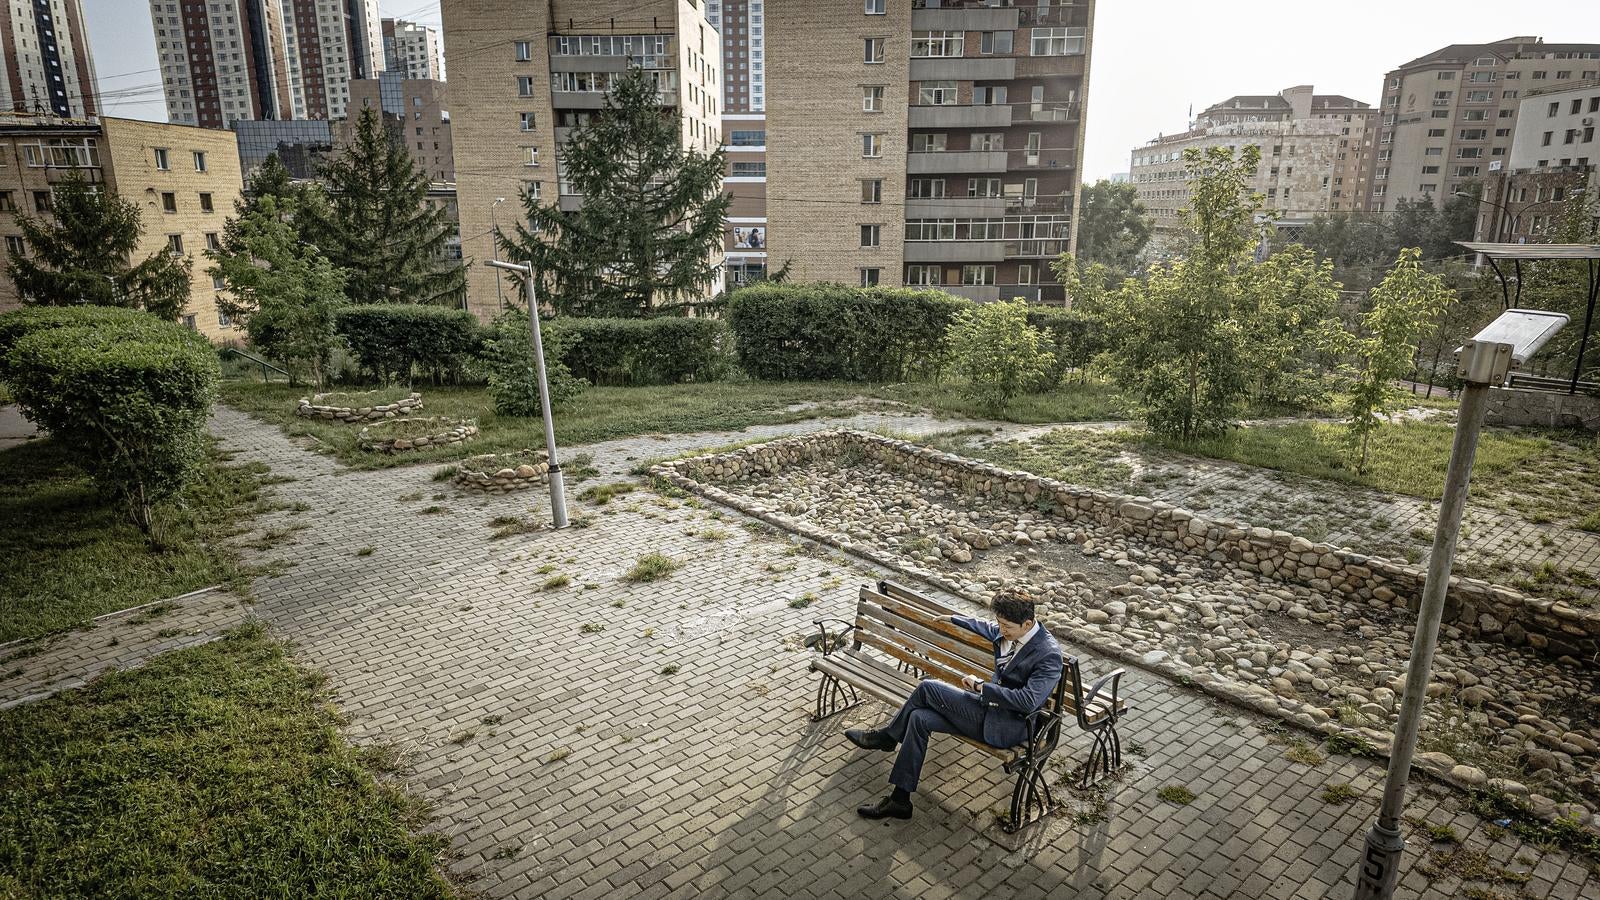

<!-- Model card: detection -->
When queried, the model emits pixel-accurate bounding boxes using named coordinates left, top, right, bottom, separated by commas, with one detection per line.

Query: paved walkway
left=9, top=406, right=1597, bottom=898
left=0, top=404, right=38, bottom=450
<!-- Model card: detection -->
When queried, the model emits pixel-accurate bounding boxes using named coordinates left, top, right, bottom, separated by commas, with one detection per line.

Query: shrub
left=481, top=308, right=586, bottom=416
left=0, top=306, right=158, bottom=374
left=945, top=298, right=1056, bottom=410
left=550, top=316, right=730, bottom=386
left=334, top=304, right=482, bottom=385
left=1026, top=306, right=1106, bottom=385
left=4, top=314, right=219, bottom=534
left=726, top=282, right=964, bottom=381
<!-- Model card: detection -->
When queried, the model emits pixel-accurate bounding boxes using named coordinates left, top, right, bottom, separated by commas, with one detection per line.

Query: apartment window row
left=730, top=161, right=766, bottom=177
left=552, top=35, right=668, bottom=60
left=904, top=216, right=1070, bottom=242
left=20, top=137, right=100, bottom=168
left=158, top=191, right=217, bottom=214
left=905, top=264, right=1036, bottom=287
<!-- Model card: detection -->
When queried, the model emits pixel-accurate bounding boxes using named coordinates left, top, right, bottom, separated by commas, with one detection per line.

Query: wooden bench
left=808, top=580, right=1129, bottom=832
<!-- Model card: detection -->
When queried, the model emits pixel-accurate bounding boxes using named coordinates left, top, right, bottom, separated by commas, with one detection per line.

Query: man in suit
left=845, top=592, right=1063, bottom=820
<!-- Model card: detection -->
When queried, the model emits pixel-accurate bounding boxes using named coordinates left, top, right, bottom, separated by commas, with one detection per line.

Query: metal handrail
left=222, top=346, right=290, bottom=382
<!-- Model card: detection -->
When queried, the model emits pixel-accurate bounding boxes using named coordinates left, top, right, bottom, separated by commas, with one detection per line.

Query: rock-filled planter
left=357, top=417, right=477, bottom=453
left=453, top=451, right=550, bottom=492
left=297, top=390, right=423, bottom=423
left=652, top=429, right=1600, bottom=829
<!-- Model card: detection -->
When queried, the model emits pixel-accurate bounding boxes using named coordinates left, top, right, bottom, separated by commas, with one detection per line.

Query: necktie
left=997, top=640, right=1016, bottom=672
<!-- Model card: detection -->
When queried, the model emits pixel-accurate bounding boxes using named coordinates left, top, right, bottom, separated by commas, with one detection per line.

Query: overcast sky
left=85, top=0, right=1595, bottom=182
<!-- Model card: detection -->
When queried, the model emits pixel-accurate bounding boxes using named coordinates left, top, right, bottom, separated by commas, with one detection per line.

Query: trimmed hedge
left=550, top=316, right=730, bottom=386
left=727, top=283, right=964, bottom=381
left=2, top=309, right=219, bottom=532
left=333, top=304, right=482, bottom=385
left=0, top=306, right=160, bottom=371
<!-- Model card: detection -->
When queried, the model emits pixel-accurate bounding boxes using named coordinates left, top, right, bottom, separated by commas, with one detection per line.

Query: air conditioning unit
left=1583, top=117, right=1596, bottom=126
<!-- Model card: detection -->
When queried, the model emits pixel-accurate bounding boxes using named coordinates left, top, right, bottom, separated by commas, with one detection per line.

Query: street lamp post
left=483, top=258, right=569, bottom=529
left=490, top=198, right=506, bottom=309
left=1352, top=309, right=1567, bottom=899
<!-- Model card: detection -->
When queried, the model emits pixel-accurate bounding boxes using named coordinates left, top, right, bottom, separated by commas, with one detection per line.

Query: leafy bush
left=334, top=304, right=482, bottom=385
left=3, top=312, right=219, bottom=534
left=551, top=316, right=729, bottom=386
left=945, top=298, right=1056, bottom=410
left=1026, top=306, right=1106, bottom=385
left=0, top=306, right=158, bottom=371
left=482, top=308, right=586, bottom=416
left=726, top=282, right=964, bottom=381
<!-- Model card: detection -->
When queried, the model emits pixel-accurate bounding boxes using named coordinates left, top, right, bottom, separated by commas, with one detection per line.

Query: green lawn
left=0, top=438, right=270, bottom=643
left=219, top=379, right=1134, bottom=470
left=0, top=624, right=454, bottom=898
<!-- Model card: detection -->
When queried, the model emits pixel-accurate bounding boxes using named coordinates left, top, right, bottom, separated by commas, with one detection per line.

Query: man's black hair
left=992, top=592, right=1035, bottom=626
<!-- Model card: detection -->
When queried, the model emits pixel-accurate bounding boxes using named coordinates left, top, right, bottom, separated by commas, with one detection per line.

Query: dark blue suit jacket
left=951, top=616, right=1064, bottom=748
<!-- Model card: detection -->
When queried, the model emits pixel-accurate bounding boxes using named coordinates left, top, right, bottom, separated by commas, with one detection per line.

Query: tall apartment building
left=152, top=0, right=383, bottom=128
left=1130, top=86, right=1375, bottom=246
left=382, top=18, right=443, bottom=81
left=1366, top=37, right=1600, bottom=211
left=0, top=114, right=245, bottom=342
left=0, top=0, right=97, bottom=118
left=1473, top=80, right=1600, bottom=244
left=442, top=0, right=723, bottom=319
left=340, top=72, right=453, bottom=183
left=768, top=0, right=1094, bottom=303
left=708, top=0, right=767, bottom=285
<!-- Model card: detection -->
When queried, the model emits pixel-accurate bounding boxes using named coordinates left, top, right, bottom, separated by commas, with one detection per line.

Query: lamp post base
left=1353, top=822, right=1406, bottom=899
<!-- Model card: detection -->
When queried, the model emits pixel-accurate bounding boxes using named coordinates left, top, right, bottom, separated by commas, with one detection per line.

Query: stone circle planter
left=357, top=417, right=478, bottom=453
left=297, top=390, right=423, bottom=423
left=453, top=450, right=551, bottom=493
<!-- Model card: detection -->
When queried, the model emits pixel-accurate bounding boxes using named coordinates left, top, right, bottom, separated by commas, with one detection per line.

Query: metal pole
left=1352, top=380, right=1491, bottom=899
left=523, top=271, right=569, bottom=529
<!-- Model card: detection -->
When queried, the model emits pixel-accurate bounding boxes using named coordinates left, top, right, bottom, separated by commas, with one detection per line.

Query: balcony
left=1018, top=6, right=1083, bottom=27
left=1022, top=101, right=1079, bottom=124
left=1005, top=239, right=1069, bottom=258
left=909, top=56, right=1015, bottom=81
left=908, top=104, right=1013, bottom=128
left=908, top=149, right=1008, bottom=174
left=1015, top=54, right=1086, bottom=79
left=552, top=89, right=676, bottom=109
left=906, top=196, right=1008, bottom=218
left=904, top=240, right=1007, bottom=263
left=910, top=7, right=1019, bottom=30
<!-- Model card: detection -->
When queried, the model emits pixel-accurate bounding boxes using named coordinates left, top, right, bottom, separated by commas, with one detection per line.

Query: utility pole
left=483, top=258, right=568, bottom=529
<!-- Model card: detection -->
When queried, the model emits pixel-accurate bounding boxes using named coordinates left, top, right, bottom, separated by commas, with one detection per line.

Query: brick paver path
left=22, top=405, right=1591, bottom=899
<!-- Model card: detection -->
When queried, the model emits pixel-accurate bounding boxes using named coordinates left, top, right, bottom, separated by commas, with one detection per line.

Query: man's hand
left=961, top=673, right=984, bottom=693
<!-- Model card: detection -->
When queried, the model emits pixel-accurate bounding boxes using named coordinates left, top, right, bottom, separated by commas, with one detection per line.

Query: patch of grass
left=1156, top=785, right=1196, bottom=805
left=1423, top=823, right=1460, bottom=844
left=310, top=387, right=414, bottom=408
left=356, top=547, right=375, bottom=557
left=1320, top=784, right=1359, bottom=805
left=1325, top=732, right=1379, bottom=758
left=430, top=465, right=459, bottom=482
left=578, top=482, right=635, bottom=505
left=565, top=453, right=599, bottom=483
left=536, top=564, right=556, bottom=574
left=0, top=438, right=272, bottom=643
left=542, top=575, right=570, bottom=591
left=490, top=844, right=521, bottom=862
left=487, top=515, right=542, bottom=540
left=1420, top=846, right=1532, bottom=885
left=543, top=747, right=570, bottom=764
left=660, top=664, right=679, bottom=676
left=397, top=491, right=424, bottom=502
left=1284, top=741, right=1326, bottom=766
left=930, top=427, right=1138, bottom=491
left=0, top=623, right=452, bottom=897
left=1464, top=788, right=1600, bottom=872
left=419, top=505, right=448, bottom=515
left=623, top=552, right=680, bottom=583
left=788, top=593, right=817, bottom=609
left=689, top=526, right=731, bottom=541
left=579, top=623, right=605, bottom=634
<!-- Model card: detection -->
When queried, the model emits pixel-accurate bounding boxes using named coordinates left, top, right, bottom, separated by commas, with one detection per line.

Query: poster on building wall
left=732, top=226, right=765, bottom=249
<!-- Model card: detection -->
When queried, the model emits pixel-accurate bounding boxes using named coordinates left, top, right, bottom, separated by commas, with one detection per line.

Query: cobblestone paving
left=173, top=405, right=1594, bottom=899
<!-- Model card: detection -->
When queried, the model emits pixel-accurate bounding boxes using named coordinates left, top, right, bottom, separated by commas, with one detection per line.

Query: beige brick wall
left=768, top=0, right=910, bottom=286
left=342, top=77, right=455, bottom=183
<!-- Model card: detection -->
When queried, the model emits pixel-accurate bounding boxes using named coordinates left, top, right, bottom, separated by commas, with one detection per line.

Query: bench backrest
left=856, top=581, right=1073, bottom=724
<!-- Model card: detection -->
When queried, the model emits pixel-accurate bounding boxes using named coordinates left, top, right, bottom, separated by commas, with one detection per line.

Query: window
left=908, top=178, right=945, bottom=199
left=1427, top=128, right=1446, bottom=137
left=518, top=76, right=535, bottom=96
left=911, top=31, right=963, bottom=57
left=4, top=235, right=23, bottom=257
left=911, top=133, right=946, bottom=153
left=863, top=38, right=885, bottom=64
left=1025, top=133, right=1041, bottom=166
left=182, top=314, right=196, bottom=331
left=967, top=178, right=1001, bottom=198
left=525, top=180, right=542, bottom=200
left=863, top=86, right=884, bottom=112
left=33, top=191, right=49, bottom=212
left=861, top=133, right=882, bottom=158
left=730, top=161, right=766, bottom=177
left=1459, top=128, right=1486, bottom=140
left=1457, top=147, right=1483, bottom=159
left=730, top=130, right=766, bottom=146
left=1017, top=265, right=1033, bottom=285
left=0, top=191, right=12, bottom=211
left=199, top=192, right=213, bottom=213
left=860, top=224, right=880, bottom=247
left=1543, top=131, right=1553, bottom=146
left=154, top=147, right=169, bottom=170
left=520, top=112, right=536, bottom=131
left=1548, top=101, right=1560, bottom=117
left=523, top=146, right=539, bottom=167
left=218, top=310, right=232, bottom=327
left=864, top=0, right=884, bottom=13
left=975, top=86, right=1007, bottom=105
left=906, top=265, right=941, bottom=286
left=861, top=179, right=882, bottom=204
left=1437, top=71, right=1456, bottom=80
left=1030, top=27, right=1084, bottom=56
left=205, top=232, right=220, bottom=251
left=1421, top=165, right=1440, bottom=174
left=980, top=30, right=1013, bottom=55
left=1465, top=90, right=1491, bottom=102
left=919, top=81, right=958, bottom=105
left=168, top=233, right=184, bottom=254
left=859, top=267, right=880, bottom=287
left=962, top=265, right=996, bottom=286
left=161, top=192, right=177, bottom=213
left=514, top=41, right=532, bottom=61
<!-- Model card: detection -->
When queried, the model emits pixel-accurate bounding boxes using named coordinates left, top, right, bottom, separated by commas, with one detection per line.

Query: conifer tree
left=310, top=107, right=464, bottom=306
left=500, top=67, right=730, bottom=317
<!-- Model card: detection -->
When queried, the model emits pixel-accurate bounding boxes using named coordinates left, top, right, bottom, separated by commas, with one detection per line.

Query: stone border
left=296, top=390, right=423, bottom=423
left=357, top=417, right=478, bottom=453
left=453, top=450, right=551, bottom=493
left=652, top=429, right=1600, bottom=828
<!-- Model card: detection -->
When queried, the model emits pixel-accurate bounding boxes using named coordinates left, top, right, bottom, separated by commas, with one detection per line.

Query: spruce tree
left=500, top=67, right=730, bottom=317
left=310, top=107, right=464, bottom=306
left=6, top=173, right=191, bottom=318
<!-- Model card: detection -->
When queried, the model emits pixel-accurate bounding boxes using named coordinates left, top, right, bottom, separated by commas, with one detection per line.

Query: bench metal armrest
left=811, top=618, right=856, bottom=656
left=1081, top=668, right=1126, bottom=719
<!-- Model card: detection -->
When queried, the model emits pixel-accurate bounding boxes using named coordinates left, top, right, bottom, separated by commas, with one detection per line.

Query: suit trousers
left=881, top=679, right=988, bottom=794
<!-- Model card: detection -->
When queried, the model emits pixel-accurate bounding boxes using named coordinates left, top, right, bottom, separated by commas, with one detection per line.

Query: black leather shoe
left=857, top=794, right=913, bottom=820
left=845, top=729, right=896, bottom=751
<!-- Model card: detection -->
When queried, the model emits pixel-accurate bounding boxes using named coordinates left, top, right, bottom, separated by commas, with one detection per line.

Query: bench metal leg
left=1080, top=721, right=1123, bottom=789
left=812, top=673, right=860, bottom=721
left=1003, top=754, right=1054, bottom=834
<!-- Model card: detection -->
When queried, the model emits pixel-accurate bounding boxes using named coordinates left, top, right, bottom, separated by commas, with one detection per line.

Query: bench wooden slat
left=860, top=586, right=994, bottom=655
left=853, top=628, right=984, bottom=687
left=857, top=593, right=995, bottom=670
left=853, top=610, right=995, bottom=678
left=814, top=651, right=1022, bottom=758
